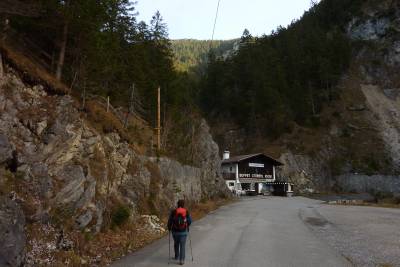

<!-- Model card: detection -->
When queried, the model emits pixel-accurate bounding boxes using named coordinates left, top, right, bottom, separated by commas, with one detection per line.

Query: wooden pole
left=106, top=96, right=110, bottom=113
left=157, top=86, right=161, bottom=151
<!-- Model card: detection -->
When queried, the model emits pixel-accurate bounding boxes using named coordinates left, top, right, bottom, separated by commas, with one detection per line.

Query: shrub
left=111, top=205, right=131, bottom=227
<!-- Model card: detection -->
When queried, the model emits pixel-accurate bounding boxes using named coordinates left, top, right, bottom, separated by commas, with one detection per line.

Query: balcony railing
left=222, top=173, right=236, bottom=180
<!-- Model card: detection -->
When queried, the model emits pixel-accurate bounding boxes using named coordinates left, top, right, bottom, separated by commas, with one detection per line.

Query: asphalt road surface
left=112, top=197, right=400, bottom=267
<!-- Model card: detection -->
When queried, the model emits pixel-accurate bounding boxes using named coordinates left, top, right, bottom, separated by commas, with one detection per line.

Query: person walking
left=167, top=199, right=192, bottom=265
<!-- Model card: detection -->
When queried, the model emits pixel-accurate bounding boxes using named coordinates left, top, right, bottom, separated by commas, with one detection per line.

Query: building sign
left=249, top=163, right=264, bottom=168
left=239, top=173, right=273, bottom=179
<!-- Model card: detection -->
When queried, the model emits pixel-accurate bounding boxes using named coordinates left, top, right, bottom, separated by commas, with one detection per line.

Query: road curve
left=112, top=197, right=351, bottom=267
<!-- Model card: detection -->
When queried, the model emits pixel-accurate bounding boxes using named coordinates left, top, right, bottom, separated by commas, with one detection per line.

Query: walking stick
left=168, top=231, right=171, bottom=265
left=188, top=231, right=194, bottom=262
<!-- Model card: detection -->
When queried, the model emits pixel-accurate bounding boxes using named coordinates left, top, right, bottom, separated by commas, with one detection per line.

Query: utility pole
left=156, top=86, right=161, bottom=151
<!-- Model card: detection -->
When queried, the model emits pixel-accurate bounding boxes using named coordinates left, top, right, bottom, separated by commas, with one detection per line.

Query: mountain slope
left=200, top=0, right=400, bottom=193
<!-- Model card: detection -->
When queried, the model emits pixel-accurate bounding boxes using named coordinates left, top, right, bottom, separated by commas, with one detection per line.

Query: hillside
left=171, top=39, right=238, bottom=72
left=0, top=59, right=229, bottom=265
left=200, top=0, right=400, bottom=194
left=0, top=1, right=230, bottom=266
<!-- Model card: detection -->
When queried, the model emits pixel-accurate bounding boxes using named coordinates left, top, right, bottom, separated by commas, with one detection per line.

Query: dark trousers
left=172, top=233, right=187, bottom=262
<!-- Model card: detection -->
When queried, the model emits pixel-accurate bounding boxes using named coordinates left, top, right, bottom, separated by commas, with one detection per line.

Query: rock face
left=335, top=174, right=400, bottom=196
left=267, top=2, right=400, bottom=194
left=278, top=147, right=334, bottom=193
left=0, top=197, right=26, bottom=267
left=347, top=2, right=400, bottom=173
left=0, top=67, right=228, bottom=265
left=0, top=135, right=12, bottom=163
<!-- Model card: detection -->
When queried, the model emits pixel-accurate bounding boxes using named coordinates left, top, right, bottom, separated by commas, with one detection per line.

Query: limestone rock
left=54, top=165, right=86, bottom=207
left=0, top=134, right=13, bottom=165
left=348, top=18, right=391, bottom=41
left=75, top=210, right=93, bottom=229
left=0, top=197, right=26, bottom=267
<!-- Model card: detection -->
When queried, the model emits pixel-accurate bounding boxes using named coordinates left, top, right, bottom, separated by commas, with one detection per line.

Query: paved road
left=113, top=197, right=352, bottom=267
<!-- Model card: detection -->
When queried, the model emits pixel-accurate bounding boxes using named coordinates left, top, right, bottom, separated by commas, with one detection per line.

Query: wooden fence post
left=107, top=96, right=110, bottom=113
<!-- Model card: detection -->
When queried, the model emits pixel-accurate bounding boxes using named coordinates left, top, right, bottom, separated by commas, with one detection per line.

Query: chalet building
left=221, top=151, right=293, bottom=196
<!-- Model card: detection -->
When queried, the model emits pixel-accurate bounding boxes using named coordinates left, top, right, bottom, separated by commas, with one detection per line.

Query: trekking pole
left=168, top=231, right=171, bottom=265
left=188, top=231, right=194, bottom=262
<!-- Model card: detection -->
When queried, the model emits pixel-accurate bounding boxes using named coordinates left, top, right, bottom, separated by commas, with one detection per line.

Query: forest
left=171, top=39, right=237, bottom=72
left=199, top=0, right=364, bottom=138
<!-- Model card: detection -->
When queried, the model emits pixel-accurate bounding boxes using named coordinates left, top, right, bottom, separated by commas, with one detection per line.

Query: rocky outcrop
left=278, top=147, right=334, bottom=193
left=0, top=66, right=227, bottom=265
left=347, top=2, right=400, bottom=173
left=0, top=196, right=26, bottom=267
left=361, top=85, right=400, bottom=171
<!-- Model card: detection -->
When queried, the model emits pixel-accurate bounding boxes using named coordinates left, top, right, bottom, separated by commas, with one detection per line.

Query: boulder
left=54, top=165, right=86, bottom=207
left=75, top=210, right=93, bottom=229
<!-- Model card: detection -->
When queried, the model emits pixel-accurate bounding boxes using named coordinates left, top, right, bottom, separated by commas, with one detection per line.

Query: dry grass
left=85, top=99, right=153, bottom=154
left=1, top=44, right=69, bottom=94
left=190, top=198, right=234, bottom=221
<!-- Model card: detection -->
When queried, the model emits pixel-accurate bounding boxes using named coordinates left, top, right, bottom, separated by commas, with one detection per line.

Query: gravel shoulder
left=302, top=203, right=400, bottom=267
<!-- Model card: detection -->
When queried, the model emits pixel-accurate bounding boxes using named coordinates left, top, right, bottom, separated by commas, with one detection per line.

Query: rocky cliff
left=277, top=1, right=400, bottom=195
left=0, top=67, right=228, bottom=266
left=211, top=1, right=400, bottom=196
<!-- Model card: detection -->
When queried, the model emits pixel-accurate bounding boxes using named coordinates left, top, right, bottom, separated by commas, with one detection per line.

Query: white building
left=221, top=151, right=293, bottom=196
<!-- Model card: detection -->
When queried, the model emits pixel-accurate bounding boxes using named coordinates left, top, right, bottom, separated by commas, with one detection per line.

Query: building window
left=229, top=182, right=235, bottom=187
left=230, top=166, right=232, bottom=172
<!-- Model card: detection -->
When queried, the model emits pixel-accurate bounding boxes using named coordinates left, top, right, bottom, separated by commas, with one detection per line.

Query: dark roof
left=222, top=153, right=283, bottom=166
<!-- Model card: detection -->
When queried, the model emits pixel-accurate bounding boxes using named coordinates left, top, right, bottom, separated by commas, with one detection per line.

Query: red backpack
left=173, top=207, right=188, bottom=231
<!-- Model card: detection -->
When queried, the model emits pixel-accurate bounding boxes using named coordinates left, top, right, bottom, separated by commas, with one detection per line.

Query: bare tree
left=56, top=20, right=69, bottom=81
left=55, top=0, right=70, bottom=81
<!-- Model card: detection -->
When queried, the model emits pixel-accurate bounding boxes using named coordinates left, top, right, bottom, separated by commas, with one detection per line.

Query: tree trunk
left=0, top=51, right=4, bottom=78
left=56, top=21, right=69, bottom=81
left=0, top=18, right=8, bottom=78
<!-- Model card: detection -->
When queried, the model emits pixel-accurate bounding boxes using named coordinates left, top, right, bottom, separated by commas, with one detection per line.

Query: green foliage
left=199, top=0, right=363, bottom=139
left=111, top=205, right=131, bottom=227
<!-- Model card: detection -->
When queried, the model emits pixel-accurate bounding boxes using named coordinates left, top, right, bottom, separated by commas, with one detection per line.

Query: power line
left=211, top=0, right=221, bottom=43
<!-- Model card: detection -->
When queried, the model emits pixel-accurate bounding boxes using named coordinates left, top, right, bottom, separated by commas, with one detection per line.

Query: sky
left=135, top=0, right=317, bottom=40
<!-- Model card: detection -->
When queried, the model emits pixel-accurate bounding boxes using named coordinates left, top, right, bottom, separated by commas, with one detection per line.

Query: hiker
left=167, top=199, right=192, bottom=265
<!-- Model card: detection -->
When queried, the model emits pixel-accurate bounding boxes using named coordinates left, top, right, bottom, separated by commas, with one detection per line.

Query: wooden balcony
left=222, top=172, right=236, bottom=180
